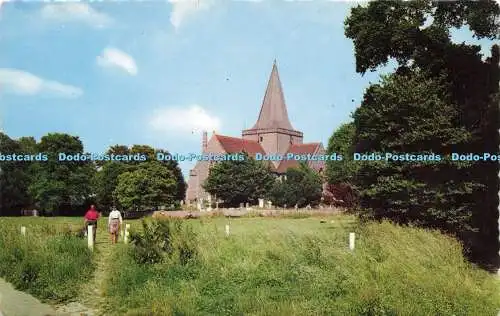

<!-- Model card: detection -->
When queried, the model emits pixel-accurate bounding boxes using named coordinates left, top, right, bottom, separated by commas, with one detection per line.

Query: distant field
left=0, top=215, right=499, bottom=316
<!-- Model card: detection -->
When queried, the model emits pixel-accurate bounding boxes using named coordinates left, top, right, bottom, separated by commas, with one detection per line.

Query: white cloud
left=96, top=47, right=138, bottom=76
left=0, top=68, right=83, bottom=98
left=168, top=0, right=215, bottom=30
left=150, top=105, right=221, bottom=135
left=40, top=3, right=112, bottom=28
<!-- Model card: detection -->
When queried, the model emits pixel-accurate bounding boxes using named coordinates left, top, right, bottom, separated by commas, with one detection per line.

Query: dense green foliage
left=0, top=219, right=94, bottom=302
left=325, top=122, right=358, bottom=185
left=342, top=0, right=500, bottom=267
left=0, top=132, right=186, bottom=215
left=102, top=216, right=500, bottom=315
left=269, top=163, right=322, bottom=208
left=0, top=133, right=32, bottom=214
left=114, top=162, right=178, bottom=210
left=128, top=218, right=198, bottom=265
left=203, top=153, right=276, bottom=207
left=28, top=133, right=95, bottom=215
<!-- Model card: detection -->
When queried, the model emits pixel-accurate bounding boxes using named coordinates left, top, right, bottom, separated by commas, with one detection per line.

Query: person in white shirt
left=108, top=207, right=123, bottom=244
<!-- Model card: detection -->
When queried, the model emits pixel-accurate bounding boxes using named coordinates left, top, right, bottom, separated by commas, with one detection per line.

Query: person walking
left=84, top=205, right=100, bottom=243
left=108, top=207, right=123, bottom=244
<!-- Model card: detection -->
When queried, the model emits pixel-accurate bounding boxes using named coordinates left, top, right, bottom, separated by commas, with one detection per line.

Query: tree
left=325, top=122, right=360, bottom=207
left=28, top=133, right=95, bottom=215
left=353, top=70, right=475, bottom=230
left=325, top=122, right=359, bottom=184
left=0, top=133, right=32, bottom=214
left=345, top=0, right=500, bottom=267
left=269, top=163, right=322, bottom=208
left=93, top=162, right=133, bottom=212
left=155, top=149, right=186, bottom=202
left=203, top=153, right=275, bottom=207
left=114, top=162, right=177, bottom=210
left=93, top=145, right=186, bottom=211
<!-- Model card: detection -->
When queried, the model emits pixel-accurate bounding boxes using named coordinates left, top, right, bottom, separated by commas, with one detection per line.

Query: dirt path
left=56, top=222, right=117, bottom=316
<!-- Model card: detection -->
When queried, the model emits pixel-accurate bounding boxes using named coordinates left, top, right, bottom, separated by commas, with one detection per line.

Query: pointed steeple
left=251, top=60, right=295, bottom=130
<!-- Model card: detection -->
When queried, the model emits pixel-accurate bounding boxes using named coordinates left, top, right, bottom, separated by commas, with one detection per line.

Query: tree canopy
left=203, top=153, right=275, bottom=207
left=342, top=0, right=499, bottom=267
left=269, top=163, right=323, bottom=208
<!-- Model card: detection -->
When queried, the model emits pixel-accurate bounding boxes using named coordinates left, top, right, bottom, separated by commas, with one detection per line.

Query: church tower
left=242, top=60, right=303, bottom=167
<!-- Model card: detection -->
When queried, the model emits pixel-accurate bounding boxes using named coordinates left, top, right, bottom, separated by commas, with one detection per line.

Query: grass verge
left=0, top=218, right=94, bottom=303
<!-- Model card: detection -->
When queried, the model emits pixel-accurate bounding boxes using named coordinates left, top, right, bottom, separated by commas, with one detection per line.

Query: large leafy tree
left=114, top=161, right=177, bottom=210
left=345, top=0, right=500, bottom=266
left=269, top=163, right=322, bottom=208
left=325, top=122, right=358, bottom=185
left=325, top=122, right=360, bottom=207
left=203, top=153, right=275, bottom=207
left=93, top=145, right=186, bottom=211
left=0, top=133, right=32, bottom=214
left=29, top=133, right=95, bottom=215
left=353, top=70, right=474, bottom=229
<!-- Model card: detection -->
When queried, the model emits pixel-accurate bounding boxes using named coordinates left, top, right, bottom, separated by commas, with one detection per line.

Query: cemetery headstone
left=258, top=198, right=264, bottom=208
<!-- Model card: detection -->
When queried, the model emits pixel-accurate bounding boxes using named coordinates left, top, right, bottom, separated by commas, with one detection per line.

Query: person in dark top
left=84, top=205, right=100, bottom=242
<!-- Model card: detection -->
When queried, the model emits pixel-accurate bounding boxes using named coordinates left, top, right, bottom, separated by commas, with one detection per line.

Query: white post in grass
left=349, top=232, right=355, bottom=251
left=87, top=225, right=93, bottom=250
left=225, top=224, right=230, bottom=237
left=20, top=226, right=26, bottom=236
left=124, top=224, right=130, bottom=244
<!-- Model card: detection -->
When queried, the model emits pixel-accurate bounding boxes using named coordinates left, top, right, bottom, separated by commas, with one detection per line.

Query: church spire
left=251, top=60, right=295, bottom=130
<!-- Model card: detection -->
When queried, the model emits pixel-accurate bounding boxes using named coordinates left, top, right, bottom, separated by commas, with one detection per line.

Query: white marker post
left=349, top=232, right=355, bottom=251
left=225, top=224, right=230, bottom=237
left=124, top=224, right=130, bottom=244
left=87, top=225, right=94, bottom=250
left=20, top=226, right=26, bottom=236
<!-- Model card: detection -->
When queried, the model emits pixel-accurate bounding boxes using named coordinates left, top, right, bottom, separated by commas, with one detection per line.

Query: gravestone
left=258, top=198, right=264, bottom=208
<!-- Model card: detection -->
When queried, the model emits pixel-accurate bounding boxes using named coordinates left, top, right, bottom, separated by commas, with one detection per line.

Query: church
left=185, top=61, right=326, bottom=203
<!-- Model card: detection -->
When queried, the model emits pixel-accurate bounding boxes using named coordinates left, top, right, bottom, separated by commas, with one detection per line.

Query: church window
left=259, top=136, right=263, bottom=142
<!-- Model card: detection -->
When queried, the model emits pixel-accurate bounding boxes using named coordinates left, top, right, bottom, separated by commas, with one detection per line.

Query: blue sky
left=0, top=0, right=495, bottom=177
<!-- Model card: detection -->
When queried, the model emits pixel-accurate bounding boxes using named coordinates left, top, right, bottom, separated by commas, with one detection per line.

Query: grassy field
left=0, top=215, right=499, bottom=316
left=105, top=215, right=499, bottom=316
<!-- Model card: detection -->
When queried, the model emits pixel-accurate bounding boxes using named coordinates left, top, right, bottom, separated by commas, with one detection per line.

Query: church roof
left=215, top=134, right=266, bottom=156
left=276, top=143, right=322, bottom=173
left=250, top=60, right=296, bottom=131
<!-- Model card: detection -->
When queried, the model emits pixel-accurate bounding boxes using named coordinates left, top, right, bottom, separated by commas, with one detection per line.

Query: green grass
left=102, top=215, right=500, bottom=316
left=0, top=217, right=95, bottom=303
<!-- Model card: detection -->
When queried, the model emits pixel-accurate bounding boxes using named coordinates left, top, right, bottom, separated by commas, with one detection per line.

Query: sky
left=0, top=0, right=496, bottom=177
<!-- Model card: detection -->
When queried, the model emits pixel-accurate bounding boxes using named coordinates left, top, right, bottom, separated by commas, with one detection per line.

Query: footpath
left=56, top=223, right=116, bottom=316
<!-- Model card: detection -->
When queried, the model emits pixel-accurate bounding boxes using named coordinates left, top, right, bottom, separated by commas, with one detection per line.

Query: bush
left=129, top=218, right=198, bottom=265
